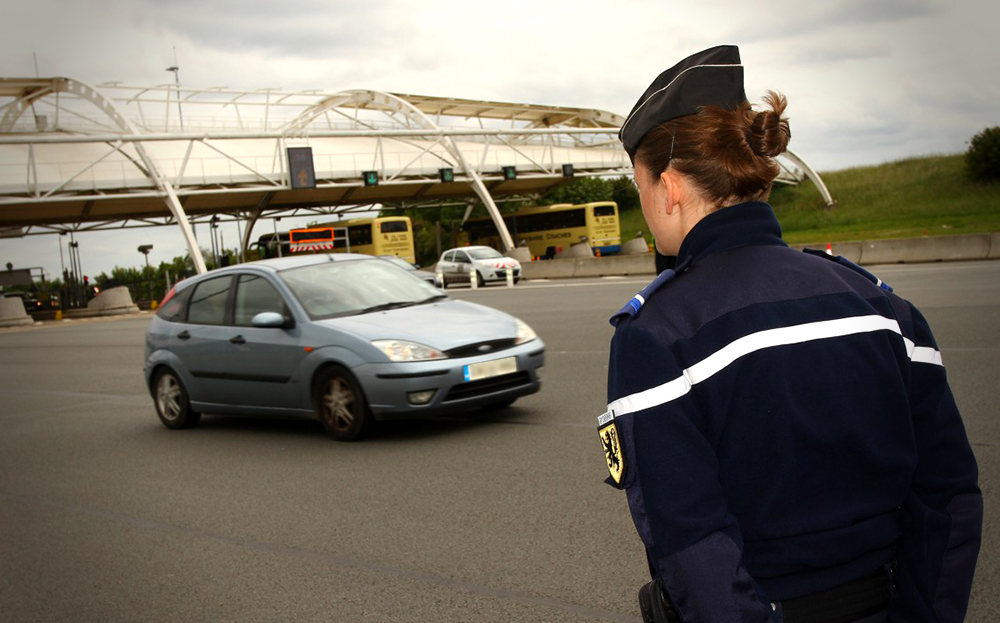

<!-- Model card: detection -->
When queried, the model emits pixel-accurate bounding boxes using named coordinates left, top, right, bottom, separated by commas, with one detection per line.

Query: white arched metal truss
left=0, top=78, right=834, bottom=274
left=0, top=78, right=209, bottom=272
left=281, top=89, right=520, bottom=250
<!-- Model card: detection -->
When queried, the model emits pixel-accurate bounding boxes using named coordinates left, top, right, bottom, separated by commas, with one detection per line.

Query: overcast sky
left=2, top=0, right=998, bottom=280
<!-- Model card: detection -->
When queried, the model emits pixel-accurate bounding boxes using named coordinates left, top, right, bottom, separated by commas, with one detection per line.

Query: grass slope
left=619, top=154, right=1000, bottom=246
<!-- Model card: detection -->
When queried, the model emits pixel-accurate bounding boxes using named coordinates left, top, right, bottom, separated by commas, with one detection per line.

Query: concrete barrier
left=621, top=237, right=651, bottom=255
left=81, top=286, right=140, bottom=316
left=521, top=258, right=576, bottom=280
left=506, top=246, right=532, bottom=264
left=519, top=232, right=998, bottom=282
left=555, top=240, right=594, bottom=259
left=593, top=253, right=656, bottom=276
left=789, top=241, right=864, bottom=264
left=521, top=253, right=656, bottom=280
left=573, top=257, right=607, bottom=278
left=859, top=234, right=991, bottom=265
left=0, top=296, right=34, bottom=327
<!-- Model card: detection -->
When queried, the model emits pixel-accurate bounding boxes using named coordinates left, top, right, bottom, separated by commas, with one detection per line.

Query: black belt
left=779, top=566, right=891, bottom=623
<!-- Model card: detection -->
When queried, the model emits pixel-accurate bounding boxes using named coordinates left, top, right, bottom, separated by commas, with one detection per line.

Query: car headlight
left=372, top=340, right=446, bottom=362
left=514, top=318, right=537, bottom=344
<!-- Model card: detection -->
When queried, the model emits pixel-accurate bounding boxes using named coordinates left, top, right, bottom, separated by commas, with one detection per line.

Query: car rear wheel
left=315, top=366, right=372, bottom=441
left=476, top=271, right=485, bottom=288
left=153, top=368, right=201, bottom=429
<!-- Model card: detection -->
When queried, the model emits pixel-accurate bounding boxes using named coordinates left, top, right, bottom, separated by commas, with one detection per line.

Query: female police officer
left=599, top=45, right=982, bottom=623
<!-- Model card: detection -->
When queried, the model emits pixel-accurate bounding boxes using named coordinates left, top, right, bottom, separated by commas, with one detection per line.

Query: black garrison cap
left=619, top=45, right=747, bottom=161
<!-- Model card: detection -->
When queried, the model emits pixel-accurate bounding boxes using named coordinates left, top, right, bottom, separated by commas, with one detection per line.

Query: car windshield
left=467, top=248, right=503, bottom=260
left=279, top=259, right=442, bottom=319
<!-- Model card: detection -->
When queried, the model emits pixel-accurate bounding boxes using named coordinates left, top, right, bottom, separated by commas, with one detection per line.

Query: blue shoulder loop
left=803, top=248, right=893, bottom=292
left=609, top=257, right=692, bottom=326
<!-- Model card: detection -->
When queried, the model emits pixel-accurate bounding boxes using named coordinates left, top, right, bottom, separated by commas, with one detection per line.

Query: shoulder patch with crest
left=598, top=412, right=625, bottom=486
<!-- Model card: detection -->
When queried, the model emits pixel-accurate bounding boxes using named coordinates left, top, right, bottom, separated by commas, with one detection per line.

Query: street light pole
left=138, top=244, right=153, bottom=302
left=166, top=49, right=184, bottom=131
left=68, top=237, right=82, bottom=307
left=210, top=215, right=220, bottom=268
left=57, top=232, right=66, bottom=282
left=234, top=211, right=245, bottom=263
left=68, top=237, right=81, bottom=284
left=273, top=216, right=283, bottom=258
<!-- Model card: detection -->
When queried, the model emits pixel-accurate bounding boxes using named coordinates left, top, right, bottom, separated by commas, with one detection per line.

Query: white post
left=470, top=268, right=478, bottom=290
left=506, top=267, right=514, bottom=288
left=436, top=268, right=444, bottom=289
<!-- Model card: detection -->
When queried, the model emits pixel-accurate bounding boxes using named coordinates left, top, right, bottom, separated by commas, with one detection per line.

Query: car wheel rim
left=157, top=375, right=182, bottom=421
left=322, top=378, right=355, bottom=431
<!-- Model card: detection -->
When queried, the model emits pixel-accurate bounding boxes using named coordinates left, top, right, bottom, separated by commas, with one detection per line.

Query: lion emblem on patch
left=599, top=421, right=625, bottom=485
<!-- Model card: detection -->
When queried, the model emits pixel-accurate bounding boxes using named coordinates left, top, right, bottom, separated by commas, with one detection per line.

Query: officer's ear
left=659, top=169, right=684, bottom=216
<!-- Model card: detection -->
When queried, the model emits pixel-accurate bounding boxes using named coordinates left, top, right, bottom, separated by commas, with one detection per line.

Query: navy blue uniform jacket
left=602, top=202, right=982, bottom=622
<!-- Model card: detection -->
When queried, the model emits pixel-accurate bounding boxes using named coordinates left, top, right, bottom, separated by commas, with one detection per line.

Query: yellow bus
left=257, top=216, right=416, bottom=263
left=463, top=201, right=621, bottom=259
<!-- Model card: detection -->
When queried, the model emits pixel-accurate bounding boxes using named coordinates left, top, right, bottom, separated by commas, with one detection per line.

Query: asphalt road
left=1, top=260, right=997, bottom=623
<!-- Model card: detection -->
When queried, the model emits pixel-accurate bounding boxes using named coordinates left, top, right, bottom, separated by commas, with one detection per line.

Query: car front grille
left=443, top=371, right=532, bottom=403
left=444, top=339, right=517, bottom=358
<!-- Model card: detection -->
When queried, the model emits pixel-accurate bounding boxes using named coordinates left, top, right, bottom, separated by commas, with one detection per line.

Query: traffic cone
left=825, top=243, right=833, bottom=256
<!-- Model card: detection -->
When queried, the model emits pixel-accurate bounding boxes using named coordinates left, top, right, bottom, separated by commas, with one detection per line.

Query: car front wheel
left=153, top=368, right=201, bottom=429
left=315, top=366, right=372, bottom=441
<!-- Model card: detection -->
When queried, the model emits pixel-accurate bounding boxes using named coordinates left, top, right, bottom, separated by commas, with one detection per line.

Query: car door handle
left=177, top=330, right=191, bottom=340
left=230, top=335, right=246, bottom=345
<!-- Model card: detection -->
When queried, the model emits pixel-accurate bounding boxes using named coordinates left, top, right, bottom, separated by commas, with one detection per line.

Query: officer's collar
left=676, top=201, right=785, bottom=265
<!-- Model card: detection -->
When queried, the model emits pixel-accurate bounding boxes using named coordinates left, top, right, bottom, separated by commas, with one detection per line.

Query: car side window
left=443, top=251, right=454, bottom=263
left=455, top=252, right=470, bottom=264
left=155, top=285, right=192, bottom=322
left=234, top=274, right=287, bottom=327
left=186, top=276, right=232, bottom=326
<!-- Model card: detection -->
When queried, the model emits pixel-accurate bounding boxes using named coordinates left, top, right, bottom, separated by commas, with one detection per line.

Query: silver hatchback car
left=144, top=254, right=544, bottom=441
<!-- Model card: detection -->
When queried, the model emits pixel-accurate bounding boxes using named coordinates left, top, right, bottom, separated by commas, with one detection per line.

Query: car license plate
left=463, top=356, right=517, bottom=381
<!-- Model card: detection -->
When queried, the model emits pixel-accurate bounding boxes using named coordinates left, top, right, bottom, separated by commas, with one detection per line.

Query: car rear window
left=156, top=285, right=192, bottom=322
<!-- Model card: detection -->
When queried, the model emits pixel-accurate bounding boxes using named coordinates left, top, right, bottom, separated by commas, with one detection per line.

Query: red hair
left=634, top=91, right=790, bottom=206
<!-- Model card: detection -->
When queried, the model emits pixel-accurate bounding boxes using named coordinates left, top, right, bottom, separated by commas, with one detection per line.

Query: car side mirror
left=252, top=311, right=294, bottom=329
